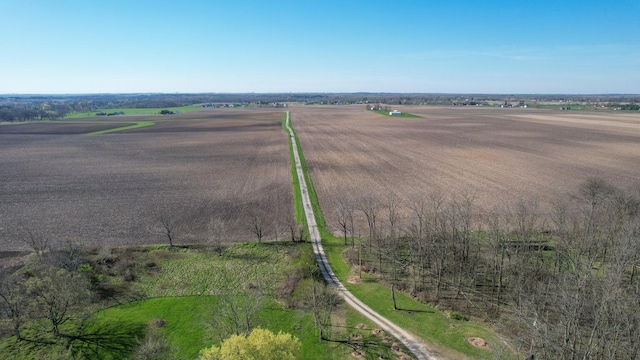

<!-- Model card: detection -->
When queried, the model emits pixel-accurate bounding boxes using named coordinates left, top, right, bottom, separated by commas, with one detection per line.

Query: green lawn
left=65, top=105, right=204, bottom=118
left=93, top=296, right=324, bottom=359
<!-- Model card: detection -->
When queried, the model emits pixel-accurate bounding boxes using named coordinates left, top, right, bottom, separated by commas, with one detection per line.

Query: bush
left=199, top=328, right=301, bottom=360
left=450, top=311, right=468, bottom=321
left=149, top=318, right=166, bottom=328
left=132, top=327, right=177, bottom=360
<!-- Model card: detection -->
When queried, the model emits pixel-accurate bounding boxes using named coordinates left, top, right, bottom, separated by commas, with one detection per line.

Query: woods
left=335, top=178, right=640, bottom=359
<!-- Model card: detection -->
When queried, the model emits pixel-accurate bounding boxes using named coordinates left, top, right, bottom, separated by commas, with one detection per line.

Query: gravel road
left=285, top=112, right=436, bottom=360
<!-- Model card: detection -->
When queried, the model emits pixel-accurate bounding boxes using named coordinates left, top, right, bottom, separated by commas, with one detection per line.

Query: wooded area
left=334, top=178, right=639, bottom=358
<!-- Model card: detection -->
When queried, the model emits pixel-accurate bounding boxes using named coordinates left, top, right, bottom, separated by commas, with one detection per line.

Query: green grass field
left=87, top=121, right=155, bottom=135
left=92, top=296, right=323, bottom=359
left=65, top=105, right=204, bottom=118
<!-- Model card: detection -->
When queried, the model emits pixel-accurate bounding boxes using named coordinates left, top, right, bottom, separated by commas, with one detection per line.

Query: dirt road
left=285, top=112, right=435, bottom=360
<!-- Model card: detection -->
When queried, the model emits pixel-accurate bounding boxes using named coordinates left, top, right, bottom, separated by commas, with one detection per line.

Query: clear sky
left=1, top=0, right=639, bottom=94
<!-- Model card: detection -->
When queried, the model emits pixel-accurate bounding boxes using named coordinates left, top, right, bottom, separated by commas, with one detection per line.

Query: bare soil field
left=0, top=122, right=131, bottom=135
left=290, top=104, right=640, bottom=231
left=0, top=108, right=292, bottom=252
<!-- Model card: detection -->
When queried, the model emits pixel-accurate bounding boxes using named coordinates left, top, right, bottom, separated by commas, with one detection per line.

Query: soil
left=466, top=337, right=490, bottom=350
left=0, top=109, right=292, bottom=253
left=291, top=104, right=640, bottom=232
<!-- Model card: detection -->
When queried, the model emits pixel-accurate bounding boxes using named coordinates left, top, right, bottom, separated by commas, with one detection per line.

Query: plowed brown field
left=291, top=104, right=640, bottom=232
left=0, top=108, right=292, bottom=252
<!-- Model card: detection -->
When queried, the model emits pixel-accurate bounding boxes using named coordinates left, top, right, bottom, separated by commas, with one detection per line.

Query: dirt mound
left=466, top=337, right=490, bottom=349
left=347, top=276, right=361, bottom=284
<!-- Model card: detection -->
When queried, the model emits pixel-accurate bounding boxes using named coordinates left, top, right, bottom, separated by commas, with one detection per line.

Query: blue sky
left=1, top=0, right=639, bottom=94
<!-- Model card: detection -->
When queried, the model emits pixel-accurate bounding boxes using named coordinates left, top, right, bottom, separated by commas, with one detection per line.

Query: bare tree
left=288, top=218, right=297, bottom=242
left=21, top=227, right=52, bottom=260
left=157, top=214, right=179, bottom=247
left=206, top=285, right=264, bottom=341
left=132, top=326, right=179, bottom=360
left=307, top=269, right=342, bottom=341
left=384, top=192, right=403, bottom=241
left=247, top=210, right=269, bottom=243
left=335, top=193, right=356, bottom=247
left=335, top=201, right=350, bottom=246
left=207, top=217, right=227, bottom=256
left=383, top=192, right=403, bottom=310
left=0, top=274, right=28, bottom=340
left=297, top=224, right=307, bottom=243
left=359, top=193, right=382, bottom=273
left=56, top=238, right=86, bottom=272
left=359, top=193, right=381, bottom=241
left=24, top=266, right=90, bottom=338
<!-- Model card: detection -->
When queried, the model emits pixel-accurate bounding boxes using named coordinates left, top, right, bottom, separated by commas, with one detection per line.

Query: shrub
left=450, top=311, right=468, bottom=321
left=150, top=318, right=166, bottom=328
left=199, top=328, right=301, bottom=360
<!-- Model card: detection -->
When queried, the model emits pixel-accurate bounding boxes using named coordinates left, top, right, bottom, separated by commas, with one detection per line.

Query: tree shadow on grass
left=322, top=333, right=401, bottom=359
left=68, top=320, right=146, bottom=359
left=1, top=320, right=145, bottom=360
left=396, top=308, right=435, bottom=314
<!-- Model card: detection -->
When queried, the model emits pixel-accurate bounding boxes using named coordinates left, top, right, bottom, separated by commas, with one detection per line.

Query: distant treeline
left=1, top=93, right=639, bottom=121
left=0, top=104, right=68, bottom=122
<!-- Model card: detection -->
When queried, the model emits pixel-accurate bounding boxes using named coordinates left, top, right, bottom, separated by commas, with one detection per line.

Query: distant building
left=389, top=110, right=402, bottom=116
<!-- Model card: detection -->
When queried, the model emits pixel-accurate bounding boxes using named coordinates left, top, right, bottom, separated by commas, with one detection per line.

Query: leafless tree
left=335, top=200, right=351, bottom=246
left=307, top=268, right=342, bottom=341
left=0, top=274, right=28, bottom=340
left=132, top=326, right=179, bottom=360
left=383, top=192, right=404, bottom=310
left=288, top=218, right=297, bottom=242
left=358, top=193, right=381, bottom=241
left=247, top=209, right=269, bottom=243
left=207, top=217, right=227, bottom=256
left=56, top=238, right=86, bottom=272
left=21, top=227, right=52, bottom=260
left=335, top=192, right=356, bottom=247
left=24, top=266, right=90, bottom=338
left=157, top=214, right=179, bottom=247
left=206, top=285, right=264, bottom=341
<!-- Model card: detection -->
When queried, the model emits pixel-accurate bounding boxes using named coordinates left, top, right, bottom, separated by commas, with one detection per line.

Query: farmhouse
left=389, top=110, right=402, bottom=116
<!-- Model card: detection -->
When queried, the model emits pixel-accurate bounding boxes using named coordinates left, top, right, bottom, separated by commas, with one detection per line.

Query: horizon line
left=2, top=92, right=640, bottom=97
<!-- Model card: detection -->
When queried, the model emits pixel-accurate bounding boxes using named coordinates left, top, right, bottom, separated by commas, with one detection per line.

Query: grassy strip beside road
left=289, top=113, right=512, bottom=358
left=87, top=121, right=155, bottom=135
left=285, top=115, right=327, bottom=233
left=284, top=115, right=306, bottom=225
